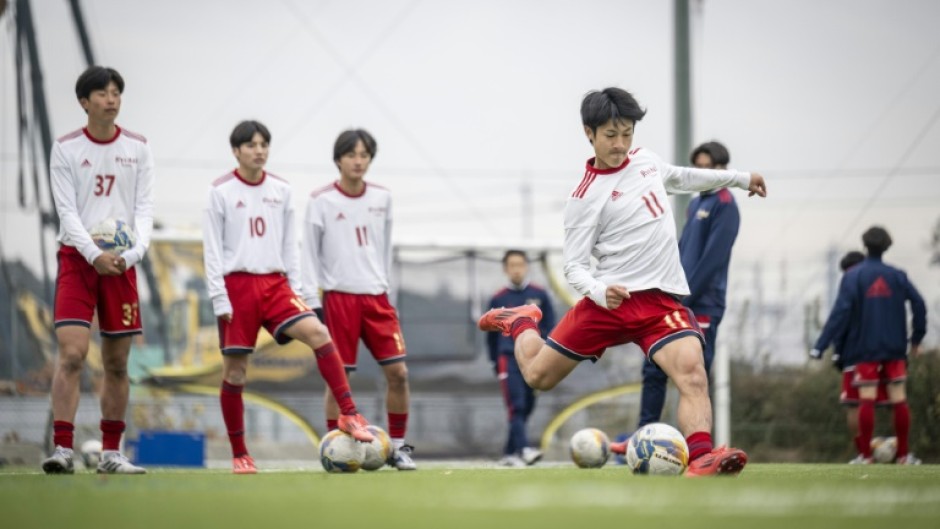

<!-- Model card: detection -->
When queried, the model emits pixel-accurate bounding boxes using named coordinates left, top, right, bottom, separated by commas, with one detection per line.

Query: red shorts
left=217, top=272, right=313, bottom=354
left=547, top=289, right=703, bottom=362
left=854, top=359, right=906, bottom=385
left=54, top=245, right=141, bottom=337
left=840, top=368, right=890, bottom=406
left=323, top=291, right=406, bottom=371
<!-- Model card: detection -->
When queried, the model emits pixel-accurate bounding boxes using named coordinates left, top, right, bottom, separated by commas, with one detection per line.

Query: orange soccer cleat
left=609, top=440, right=627, bottom=455
left=338, top=413, right=375, bottom=443
left=477, top=305, right=543, bottom=336
left=232, top=454, right=257, bottom=474
left=685, top=446, right=748, bottom=477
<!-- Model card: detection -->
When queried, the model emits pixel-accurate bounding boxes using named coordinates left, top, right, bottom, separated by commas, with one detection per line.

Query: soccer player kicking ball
left=43, top=66, right=153, bottom=475
left=478, top=87, right=767, bottom=476
left=204, top=121, right=373, bottom=474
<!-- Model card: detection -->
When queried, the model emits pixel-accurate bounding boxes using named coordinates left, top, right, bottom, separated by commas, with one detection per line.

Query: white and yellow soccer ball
left=871, top=436, right=898, bottom=464
left=89, top=218, right=136, bottom=255
left=361, top=425, right=392, bottom=471
left=319, top=429, right=365, bottom=473
left=569, top=428, right=611, bottom=468
left=80, top=439, right=103, bottom=469
left=626, top=422, right=689, bottom=476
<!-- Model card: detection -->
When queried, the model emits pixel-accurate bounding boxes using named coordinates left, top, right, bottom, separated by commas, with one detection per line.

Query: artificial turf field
left=2, top=463, right=938, bottom=529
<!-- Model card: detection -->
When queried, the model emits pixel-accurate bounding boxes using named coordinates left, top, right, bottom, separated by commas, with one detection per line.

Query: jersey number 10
left=249, top=216, right=266, bottom=238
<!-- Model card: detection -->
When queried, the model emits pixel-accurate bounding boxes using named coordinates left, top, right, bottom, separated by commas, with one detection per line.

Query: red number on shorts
left=95, top=174, right=116, bottom=196
left=355, top=226, right=368, bottom=246
left=249, top=216, right=266, bottom=238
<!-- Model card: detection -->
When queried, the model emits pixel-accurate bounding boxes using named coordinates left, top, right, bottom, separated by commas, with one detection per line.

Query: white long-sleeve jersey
left=50, top=126, right=155, bottom=268
left=564, top=148, right=752, bottom=308
left=203, top=170, right=301, bottom=316
left=301, top=182, right=393, bottom=309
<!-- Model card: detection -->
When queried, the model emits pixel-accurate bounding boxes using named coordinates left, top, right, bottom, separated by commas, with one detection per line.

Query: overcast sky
left=2, top=0, right=939, bottom=355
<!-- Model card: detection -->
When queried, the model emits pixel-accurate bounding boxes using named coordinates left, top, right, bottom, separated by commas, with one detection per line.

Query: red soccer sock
left=854, top=435, right=866, bottom=455
left=314, top=342, right=357, bottom=415
left=100, top=420, right=125, bottom=451
left=510, top=318, right=538, bottom=341
left=220, top=381, right=248, bottom=457
left=53, top=421, right=74, bottom=450
left=858, top=399, right=875, bottom=458
left=686, top=431, right=713, bottom=462
left=893, top=402, right=911, bottom=458
left=326, top=419, right=339, bottom=431
left=388, top=413, right=408, bottom=440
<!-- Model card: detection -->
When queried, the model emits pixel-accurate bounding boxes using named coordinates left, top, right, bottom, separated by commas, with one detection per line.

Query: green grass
left=2, top=463, right=939, bottom=529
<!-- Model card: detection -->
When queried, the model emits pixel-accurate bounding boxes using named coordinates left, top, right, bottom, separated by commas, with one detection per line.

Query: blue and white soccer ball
left=319, top=429, right=364, bottom=473
left=625, top=422, right=689, bottom=476
left=569, top=428, right=611, bottom=468
left=360, top=425, right=392, bottom=471
left=90, top=218, right=136, bottom=254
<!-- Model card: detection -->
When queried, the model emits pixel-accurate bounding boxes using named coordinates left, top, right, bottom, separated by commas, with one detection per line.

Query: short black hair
left=230, top=120, right=271, bottom=148
left=333, top=129, right=377, bottom=163
left=839, top=251, right=865, bottom=272
left=502, top=249, right=528, bottom=265
left=690, top=141, right=730, bottom=167
left=75, top=66, right=124, bottom=100
left=581, top=88, right=647, bottom=133
left=862, top=226, right=892, bottom=257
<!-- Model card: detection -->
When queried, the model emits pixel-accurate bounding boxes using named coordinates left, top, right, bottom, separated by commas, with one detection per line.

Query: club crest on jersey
left=115, top=156, right=138, bottom=167
left=611, top=190, right=623, bottom=201
left=262, top=197, right=283, bottom=206
left=369, top=207, right=387, bottom=216
left=696, top=209, right=710, bottom=219
left=640, top=167, right=657, bottom=178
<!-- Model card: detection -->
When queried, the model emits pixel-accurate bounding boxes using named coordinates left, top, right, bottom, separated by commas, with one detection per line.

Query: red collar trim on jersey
left=234, top=169, right=266, bottom=186
left=83, top=125, right=122, bottom=145
left=585, top=156, right=630, bottom=175
left=333, top=181, right=367, bottom=198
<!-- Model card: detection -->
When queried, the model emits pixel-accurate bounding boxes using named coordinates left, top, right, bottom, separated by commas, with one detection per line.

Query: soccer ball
left=871, top=436, right=898, bottom=464
left=360, top=425, right=392, bottom=471
left=80, top=439, right=103, bottom=469
left=625, top=422, right=689, bottom=476
left=569, top=428, right=610, bottom=468
left=319, top=429, right=364, bottom=473
left=89, top=218, right=136, bottom=254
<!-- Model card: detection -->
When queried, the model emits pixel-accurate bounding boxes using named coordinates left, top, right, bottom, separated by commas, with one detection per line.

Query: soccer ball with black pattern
left=319, top=429, right=364, bottom=473
left=625, top=422, right=689, bottom=476
left=569, top=428, right=610, bottom=468
left=89, top=218, right=136, bottom=254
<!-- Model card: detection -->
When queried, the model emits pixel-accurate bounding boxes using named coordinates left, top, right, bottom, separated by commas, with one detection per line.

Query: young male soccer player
left=301, top=129, right=416, bottom=470
left=43, top=66, right=152, bottom=475
left=811, top=227, right=926, bottom=464
left=478, top=87, right=767, bottom=476
left=638, top=141, right=740, bottom=427
left=486, top=250, right=556, bottom=467
left=811, top=250, right=892, bottom=463
left=204, top=121, right=373, bottom=474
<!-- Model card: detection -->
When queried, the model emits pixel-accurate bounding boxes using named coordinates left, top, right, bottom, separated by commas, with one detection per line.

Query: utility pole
left=673, top=0, right=693, bottom=232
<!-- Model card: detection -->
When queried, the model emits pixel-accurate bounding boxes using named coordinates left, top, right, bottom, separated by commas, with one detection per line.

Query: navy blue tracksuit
left=815, top=256, right=926, bottom=366
left=639, top=188, right=739, bottom=427
left=486, top=282, right=556, bottom=456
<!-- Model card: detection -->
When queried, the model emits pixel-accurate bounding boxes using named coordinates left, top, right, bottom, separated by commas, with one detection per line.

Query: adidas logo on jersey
left=611, top=190, right=623, bottom=201
left=81, top=159, right=92, bottom=167
left=236, top=200, right=246, bottom=208
left=336, top=212, right=346, bottom=220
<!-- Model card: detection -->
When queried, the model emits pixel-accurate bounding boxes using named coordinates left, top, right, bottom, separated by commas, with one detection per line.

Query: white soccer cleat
left=97, top=451, right=147, bottom=474
left=896, top=453, right=922, bottom=465
left=521, top=447, right=543, bottom=466
left=388, top=444, right=417, bottom=471
left=848, top=454, right=873, bottom=465
left=41, top=446, right=75, bottom=474
left=498, top=455, right=525, bottom=468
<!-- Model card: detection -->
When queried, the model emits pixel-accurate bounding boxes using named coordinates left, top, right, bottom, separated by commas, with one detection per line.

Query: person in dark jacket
left=486, top=250, right=556, bottom=466
left=638, top=141, right=739, bottom=427
left=812, top=226, right=926, bottom=464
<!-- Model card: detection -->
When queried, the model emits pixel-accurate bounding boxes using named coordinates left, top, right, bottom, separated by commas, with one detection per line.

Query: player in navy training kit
left=486, top=250, right=556, bottom=467
left=812, top=227, right=926, bottom=464
left=638, top=142, right=739, bottom=427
